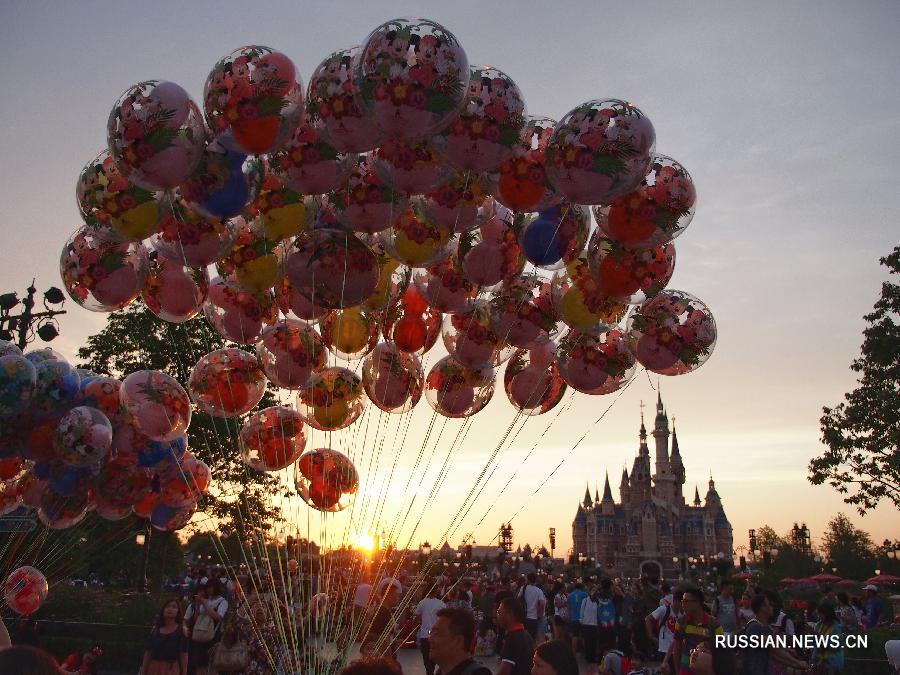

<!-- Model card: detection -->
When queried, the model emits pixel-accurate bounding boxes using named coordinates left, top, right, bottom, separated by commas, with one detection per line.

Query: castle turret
left=583, top=484, right=593, bottom=509
left=670, top=425, right=685, bottom=485
left=600, top=472, right=615, bottom=515
left=693, top=485, right=701, bottom=506
left=653, top=392, right=670, bottom=477
left=705, top=475, right=721, bottom=507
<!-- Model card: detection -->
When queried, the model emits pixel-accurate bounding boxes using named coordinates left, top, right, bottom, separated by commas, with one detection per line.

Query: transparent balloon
left=294, top=447, right=359, bottom=512
left=256, top=319, right=327, bottom=390
left=112, top=422, right=186, bottom=470
left=150, top=501, right=196, bottom=531
left=587, top=233, right=676, bottom=304
left=362, top=342, right=424, bottom=413
left=381, top=285, right=442, bottom=355
left=0, top=354, right=36, bottom=419
left=215, top=221, right=289, bottom=294
left=38, top=488, right=91, bottom=530
left=241, top=406, right=307, bottom=472
left=327, top=155, right=407, bottom=234
left=76, top=376, right=124, bottom=426
left=158, top=453, right=210, bottom=508
left=307, top=47, right=384, bottom=153
left=551, top=256, right=628, bottom=335
left=285, top=228, right=379, bottom=309
left=626, top=290, right=716, bottom=375
left=177, top=138, right=264, bottom=220
left=93, top=457, right=151, bottom=508
left=149, top=200, right=240, bottom=268
left=442, top=301, right=513, bottom=369
left=503, top=343, right=567, bottom=415
left=4, top=566, right=48, bottom=615
left=372, top=137, right=450, bottom=195
left=188, top=348, right=267, bottom=418
left=488, top=272, right=560, bottom=348
left=491, top=115, right=562, bottom=213
left=457, top=210, right=525, bottom=290
left=555, top=328, right=637, bottom=395
left=31, top=360, right=81, bottom=419
left=296, top=367, right=365, bottom=431
left=54, top=406, right=112, bottom=467
left=274, top=276, right=329, bottom=323
left=120, top=370, right=191, bottom=442
left=425, top=356, right=494, bottom=418
left=245, top=172, right=310, bottom=242
left=76, top=149, right=164, bottom=241
left=593, top=154, right=696, bottom=249
left=354, top=18, right=469, bottom=140
left=142, top=252, right=209, bottom=323
left=361, top=235, right=411, bottom=312
left=545, top=99, right=655, bottom=205
left=203, top=277, right=278, bottom=344
left=518, top=203, right=590, bottom=271
left=270, top=121, right=355, bottom=195
left=204, top=46, right=304, bottom=155
left=412, top=255, right=479, bottom=314
left=435, top=65, right=527, bottom=173
left=107, top=80, right=206, bottom=191
left=419, top=171, right=495, bottom=234
left=383, top=203, right=455, bottom=268
left=60, top=226, right=147, bottom=312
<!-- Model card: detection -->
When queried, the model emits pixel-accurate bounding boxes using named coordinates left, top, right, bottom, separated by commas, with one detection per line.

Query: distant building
left=572, top=394, right=733, bottom=580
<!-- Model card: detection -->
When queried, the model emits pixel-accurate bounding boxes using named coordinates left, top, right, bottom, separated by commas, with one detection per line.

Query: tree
left=821, top=513, right=875, bottom=580
left=77, top=302, right=288, bottom=536
left=810, top=246, right=900, bottom=513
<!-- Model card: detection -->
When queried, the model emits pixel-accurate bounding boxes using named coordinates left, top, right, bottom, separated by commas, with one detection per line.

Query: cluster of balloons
left=0, top=341, right=210, bottom=532
left=53, top=17, right=718, bottom=515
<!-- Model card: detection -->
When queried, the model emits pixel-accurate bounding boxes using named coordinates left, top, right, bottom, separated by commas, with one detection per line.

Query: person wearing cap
left=863, top=585, right=887, bottom=630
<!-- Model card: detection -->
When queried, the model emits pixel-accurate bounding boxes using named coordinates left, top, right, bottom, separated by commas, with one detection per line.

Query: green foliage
left=821, top=513, right=876, bottom=580
left=811, top=245, right=900, bottom=513
left=76, top=302, right=288, bottom=535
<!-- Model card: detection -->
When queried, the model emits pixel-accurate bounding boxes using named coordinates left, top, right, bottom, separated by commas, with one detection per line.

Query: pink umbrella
left=805, top=572, right=843, bottom=583
left=864, top=574, right=900, bottom=585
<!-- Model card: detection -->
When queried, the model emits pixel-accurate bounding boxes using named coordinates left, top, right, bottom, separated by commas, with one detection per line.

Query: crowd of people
left=0, top=560, right=898, bottom=675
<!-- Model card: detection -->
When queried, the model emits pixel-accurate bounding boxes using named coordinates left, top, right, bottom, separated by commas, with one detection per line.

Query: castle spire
left=602, top=472, right=614, bottom=503
left=653, top=391, right=670, bottom=477
left=694, top=485, right=701, bottom=506
left=594, top=483, right=600, bottom=504
left=583, top=483, right=592, bottom=508
left=620, top=465, right=629, bottom=488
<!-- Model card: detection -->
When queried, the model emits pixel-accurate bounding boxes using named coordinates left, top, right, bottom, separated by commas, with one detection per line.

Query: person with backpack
left=184, top=579, right=229, bottom=675
left=644, top=592, right=681, bottom=673
left=518, top=573, right=546, bottom=640
left=739, top=593, right=809, bottom=675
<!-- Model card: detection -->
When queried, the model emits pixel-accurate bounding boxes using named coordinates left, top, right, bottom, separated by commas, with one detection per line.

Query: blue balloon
left=521, top=207, right=566, bottom=266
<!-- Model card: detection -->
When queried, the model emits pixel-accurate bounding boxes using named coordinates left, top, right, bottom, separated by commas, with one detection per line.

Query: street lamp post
left=136, top=524, right=151, bottom=593
left=0, top=282, right=66, bottom=349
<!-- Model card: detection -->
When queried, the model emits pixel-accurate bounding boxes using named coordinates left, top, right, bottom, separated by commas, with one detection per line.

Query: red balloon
left=4, top=566, right=48, bottom=615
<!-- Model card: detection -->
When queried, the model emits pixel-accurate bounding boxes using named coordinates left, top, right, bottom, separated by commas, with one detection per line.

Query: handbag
left=211, top=638, right=250, bottom=672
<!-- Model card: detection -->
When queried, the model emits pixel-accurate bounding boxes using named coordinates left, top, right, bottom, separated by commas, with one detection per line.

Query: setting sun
left=355, top=533, right=376, bottom=552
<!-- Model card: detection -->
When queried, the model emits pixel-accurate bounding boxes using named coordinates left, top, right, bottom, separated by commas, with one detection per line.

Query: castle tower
left=619, top=466, right=630, bottom=505
left=600, top=472, right=615, bottom=515
left=653, top=391, right=670, bottom=477
left=670, top=424, right=686, bottom=485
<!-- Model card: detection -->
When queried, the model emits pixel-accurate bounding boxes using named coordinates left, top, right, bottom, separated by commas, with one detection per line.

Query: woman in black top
left=140, top=598, right=189, bottom=675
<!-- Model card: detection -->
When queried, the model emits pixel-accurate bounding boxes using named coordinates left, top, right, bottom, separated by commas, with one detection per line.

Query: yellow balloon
left=332, top=309, right=370, bottom=354
left=313, top=399, right=349, bottom=428
left=113, top=201, right=159, bottom=240
left=261, top=201, right=305, bottom=241
left=236, top=255, right=280, bottom=292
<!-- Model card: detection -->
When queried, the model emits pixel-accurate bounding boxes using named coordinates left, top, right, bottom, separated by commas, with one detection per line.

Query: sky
left=1, top=1, right=898, bottom=561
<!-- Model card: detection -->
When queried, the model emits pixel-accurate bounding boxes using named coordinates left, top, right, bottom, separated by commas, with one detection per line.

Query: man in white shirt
left=645, top=594, right=681, bottom=669
left=416, top=587, right=447, bottom=675
left=518, top=573, right=546, bottom=639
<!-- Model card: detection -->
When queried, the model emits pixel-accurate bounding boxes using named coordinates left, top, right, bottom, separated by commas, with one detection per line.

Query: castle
left=572, top=394, right=733, bottom=580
